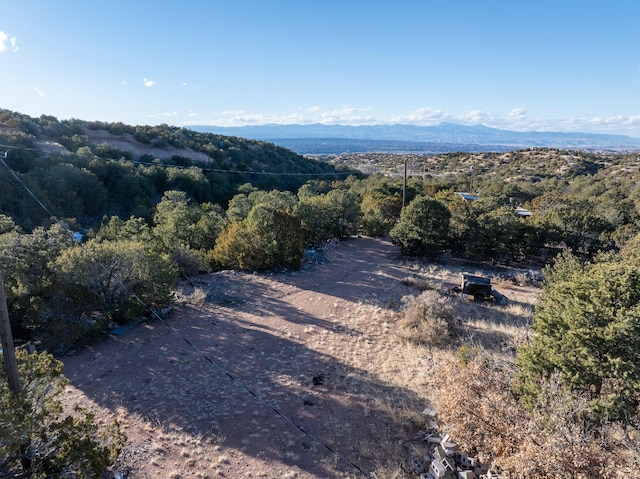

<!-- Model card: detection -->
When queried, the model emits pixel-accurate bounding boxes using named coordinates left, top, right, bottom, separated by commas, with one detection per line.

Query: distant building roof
left=454, top=192, right=480, bottom=201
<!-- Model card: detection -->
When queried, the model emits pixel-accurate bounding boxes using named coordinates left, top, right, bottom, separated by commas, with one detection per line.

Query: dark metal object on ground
left=452, top=273, right=508, bottom=305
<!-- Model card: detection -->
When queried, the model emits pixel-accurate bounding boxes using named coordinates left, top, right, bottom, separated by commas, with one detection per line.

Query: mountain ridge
left=191, top=122, right=640, bottom=154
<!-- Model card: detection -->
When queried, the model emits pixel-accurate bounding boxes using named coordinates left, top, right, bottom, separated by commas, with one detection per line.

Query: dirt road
left=62, top=237, right=434, bottom=479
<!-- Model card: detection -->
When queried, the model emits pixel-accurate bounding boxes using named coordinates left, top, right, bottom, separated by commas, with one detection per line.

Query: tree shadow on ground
left=278, top=237, right=416, bottom=308
left=61, top=239, right=430, bottom=478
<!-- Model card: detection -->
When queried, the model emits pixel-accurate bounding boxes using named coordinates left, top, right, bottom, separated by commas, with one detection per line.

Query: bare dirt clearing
left=60, top=237, right=540, bottom=479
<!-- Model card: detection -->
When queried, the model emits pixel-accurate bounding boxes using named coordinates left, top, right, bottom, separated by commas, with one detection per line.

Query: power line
left=154, top=310, right=374, bottom=478
left=0, top=145, right=374, bottom=478
left=0, top=151, right=64, bottom=228
left=2, top=139, right=357, bottom=177
left=0, top=143, right=39, bottom=151
left=126, top=157, right=356, bottom=177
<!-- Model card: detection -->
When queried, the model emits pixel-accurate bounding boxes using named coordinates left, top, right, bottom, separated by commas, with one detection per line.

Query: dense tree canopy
left=517, top=252, right=640, bottom=423
left=3, top=108, right=640, bottom=352
left=9, top=110, right=640, bottom=476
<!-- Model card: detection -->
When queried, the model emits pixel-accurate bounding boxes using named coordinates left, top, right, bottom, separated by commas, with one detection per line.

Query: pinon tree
left=389, top=195, right=450, bottom=256
left=0, top=350, right=124, bottom=478
left=213, top=202, right=304, bottom=271
left=42, top=238, right=177, bottom=350
left=360, top=190, right=402, bottom=237
left=516, top=251, right=640, bottom=424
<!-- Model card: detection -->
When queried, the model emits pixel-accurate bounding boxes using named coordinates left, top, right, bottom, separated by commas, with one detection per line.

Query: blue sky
left=2, top=1, right=640, bottom=136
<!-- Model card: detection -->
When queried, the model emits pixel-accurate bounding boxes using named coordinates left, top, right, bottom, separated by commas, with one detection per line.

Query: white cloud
left=391, top=107, right=446, bottom=125
left=392, top=107, right=495, bottom=126
left=508, top=107, right=526, bottom=118
left=457, top=109, right=492, bottom=124
left=148, top=111, right=178, bottom=118
left=193, top=107, right=474, bottom=128
left=34, top=88, right=45, bottom=97
left=184, top=106, right=640, bottom=137
left=0, top=31, right=18, bottom=53
left=143, top=78, right=156, bottom=87
left=192, top=106, right=379, bottom=127
left=317, top=106, right=376, bottom=124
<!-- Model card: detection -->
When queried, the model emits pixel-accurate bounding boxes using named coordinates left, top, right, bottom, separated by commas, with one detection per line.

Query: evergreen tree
left=389, top=196, right=450, bottom=256
left=517, top=253, right=640, bottom=423
left=0, top=350, right=124, bottom=477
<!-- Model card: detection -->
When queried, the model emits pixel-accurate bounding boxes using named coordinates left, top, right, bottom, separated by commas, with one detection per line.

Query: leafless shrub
left=432, top=354, right=624, bottom=478
left=400, top=276, right=439, bottom=292
left=397, top=291, right=459, bottom=347
left=513, top=271, right=529, bottom=286
left=185, top=287, right=208, bottom=307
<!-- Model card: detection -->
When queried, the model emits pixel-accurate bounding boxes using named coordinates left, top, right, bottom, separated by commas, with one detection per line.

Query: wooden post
left=0, top=271, right=21, bottom=393
left=402, top=159, right=407, bottom=208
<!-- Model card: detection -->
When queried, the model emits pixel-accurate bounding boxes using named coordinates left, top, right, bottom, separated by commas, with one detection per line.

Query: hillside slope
left=0, top=110, right=355, bottom=228
left=0, top=109, right=344, bottom=176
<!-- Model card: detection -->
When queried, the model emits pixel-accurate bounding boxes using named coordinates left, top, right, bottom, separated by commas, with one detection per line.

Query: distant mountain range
left=191, top=123, right=640, bottom=155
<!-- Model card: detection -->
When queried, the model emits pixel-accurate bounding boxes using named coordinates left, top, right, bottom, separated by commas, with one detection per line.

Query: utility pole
left=0, top=271, right=21, bottom=393
left=402, top=158, right=407, bottom=208
left=0, top=150, right=20, bottom=393
left=0, top=150, right=28, bottom=471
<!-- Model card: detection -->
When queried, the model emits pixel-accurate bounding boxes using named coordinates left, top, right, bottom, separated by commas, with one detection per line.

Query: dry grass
left=371, top=395, right=427, bottom=431
left=377, top=264, right=541, bottom=476
left=183, top=287, right=208, bottom=307
left=397, top=291, right=459, bottom=347
left=345, top=261, right=538, bottom=477
left=400, top=276, right=440, bottom=292
left=62, top=238, right=542, bottom=479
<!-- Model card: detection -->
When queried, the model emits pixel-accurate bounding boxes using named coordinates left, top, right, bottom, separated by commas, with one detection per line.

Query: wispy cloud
left=193, top=107, right=373, bottom=127
left=148, top=111, right=178, bottom=118
left=143, top=78, right=156, bottom=87
left=508, top=107, right=526, bottom=118
left=186, top=106, right=640, bottom=137
left=179, top=82, right=200, bottom=90
left=317, top=106, right=376, bottom=124
left=34, top=88, right=45, bottom=97
left=394, top=108, right=640, bottom=136
left=0, top=31, right=18, bottom=53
